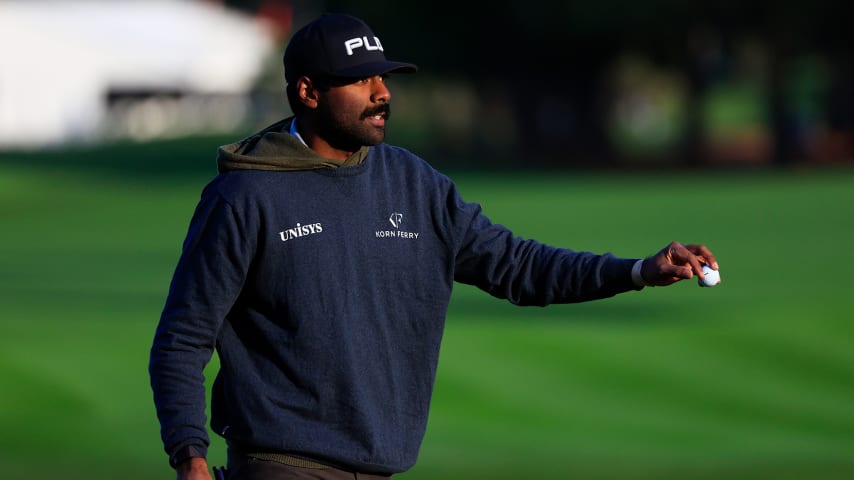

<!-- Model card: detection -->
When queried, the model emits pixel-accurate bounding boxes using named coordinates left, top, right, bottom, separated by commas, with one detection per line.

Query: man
left=149, top=12, right=718, bottom=480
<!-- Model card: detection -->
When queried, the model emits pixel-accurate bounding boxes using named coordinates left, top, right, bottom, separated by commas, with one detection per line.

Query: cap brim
left=333, top=60, right=418, bottom=79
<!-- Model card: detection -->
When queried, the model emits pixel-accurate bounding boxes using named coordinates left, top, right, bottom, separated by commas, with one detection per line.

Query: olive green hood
left=216, top=117, right=368, bottom=172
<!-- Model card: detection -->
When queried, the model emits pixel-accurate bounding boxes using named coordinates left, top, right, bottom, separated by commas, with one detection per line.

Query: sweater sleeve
left=149, top=184, right=256, bottom=464
left=448, top=187, right=640, bottom=306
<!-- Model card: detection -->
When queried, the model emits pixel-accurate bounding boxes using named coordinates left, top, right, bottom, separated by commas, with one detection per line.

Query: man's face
left=314, top=75, right=392, bottom=152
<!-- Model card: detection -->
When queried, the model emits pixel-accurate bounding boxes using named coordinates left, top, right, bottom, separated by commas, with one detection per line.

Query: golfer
left=149, top=12, right=718, bottom=480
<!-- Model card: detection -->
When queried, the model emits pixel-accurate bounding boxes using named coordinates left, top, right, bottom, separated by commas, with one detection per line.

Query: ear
left=296, top=76, right=321, bottom=110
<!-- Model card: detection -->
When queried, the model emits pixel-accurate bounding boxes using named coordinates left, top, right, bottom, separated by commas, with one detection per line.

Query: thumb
left=649, top=264, right=693, bottom=286
left=661, top=264, right=693, bottom=280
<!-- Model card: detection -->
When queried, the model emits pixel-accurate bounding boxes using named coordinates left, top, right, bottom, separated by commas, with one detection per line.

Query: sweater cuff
left=631, top=259, right=647, bottom=287
left=169, top=443, right=207, bottom=469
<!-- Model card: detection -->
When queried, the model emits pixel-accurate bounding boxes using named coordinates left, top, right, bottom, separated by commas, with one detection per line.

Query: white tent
left=0, top=0, right=277, bottom=148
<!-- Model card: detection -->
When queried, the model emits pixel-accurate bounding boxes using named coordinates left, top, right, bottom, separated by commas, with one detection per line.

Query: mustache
left=361, top=103, right=391, bottom=120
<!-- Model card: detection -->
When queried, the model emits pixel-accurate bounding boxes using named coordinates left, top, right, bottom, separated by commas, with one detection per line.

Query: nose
left=370, top=77, right=391, bottom=103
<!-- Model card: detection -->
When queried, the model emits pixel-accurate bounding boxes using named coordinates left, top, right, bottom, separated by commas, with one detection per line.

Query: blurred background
left=3, top=0, right=853, bottom=167
left=1, top=1, right=853, bottom=479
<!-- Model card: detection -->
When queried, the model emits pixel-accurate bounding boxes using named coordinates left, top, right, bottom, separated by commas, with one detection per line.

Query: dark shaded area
left=6, top=1, right=851, bottom=174
left=313, top=0, right=854, bottom=167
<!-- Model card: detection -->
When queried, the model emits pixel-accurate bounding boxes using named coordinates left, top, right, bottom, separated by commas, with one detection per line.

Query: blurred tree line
left=231, top=0, right=854, bottom=168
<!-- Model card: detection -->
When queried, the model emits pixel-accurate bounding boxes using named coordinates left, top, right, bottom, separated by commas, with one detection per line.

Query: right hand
left=177, top=457, right=213, bottom=480
left=641, top=241, right=718, bottom=286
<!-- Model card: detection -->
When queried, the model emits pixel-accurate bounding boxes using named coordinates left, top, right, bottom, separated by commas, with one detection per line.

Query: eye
left=358, top=75, right=387, bottom=85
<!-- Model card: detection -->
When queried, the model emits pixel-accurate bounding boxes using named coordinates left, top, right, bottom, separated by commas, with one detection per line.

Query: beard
left=314, top=102, right=391, bottom=152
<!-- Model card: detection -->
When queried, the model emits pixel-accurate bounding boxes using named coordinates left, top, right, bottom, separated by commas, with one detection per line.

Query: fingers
left=645, top=241, right=718, bottom=286
left=640, top=255, right=692, bottom=286
left=686, top=243, right=718, bottom=270
left=670, top=242, right=705, bottom=279
left=659, top=264, right=693, bottom=282
left=680, top=244, right=719, bottom=285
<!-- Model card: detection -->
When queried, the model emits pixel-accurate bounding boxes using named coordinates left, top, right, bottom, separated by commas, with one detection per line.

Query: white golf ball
left=699, top=265, right=720, bottom=287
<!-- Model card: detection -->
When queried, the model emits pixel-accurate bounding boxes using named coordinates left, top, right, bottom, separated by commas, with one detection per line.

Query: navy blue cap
left=284, top=13, right=417, bottom=84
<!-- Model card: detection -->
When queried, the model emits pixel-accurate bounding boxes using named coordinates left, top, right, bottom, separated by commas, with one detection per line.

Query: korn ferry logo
left=376, top=212, right=419, bottom=239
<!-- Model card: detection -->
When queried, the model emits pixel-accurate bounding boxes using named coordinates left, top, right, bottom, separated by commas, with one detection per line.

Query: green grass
left=1, top=141, right=853, bottom=479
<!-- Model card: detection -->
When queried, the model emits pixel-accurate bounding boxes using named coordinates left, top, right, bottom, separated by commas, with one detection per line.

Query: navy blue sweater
left=150, top=127, right=639, bottom=474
